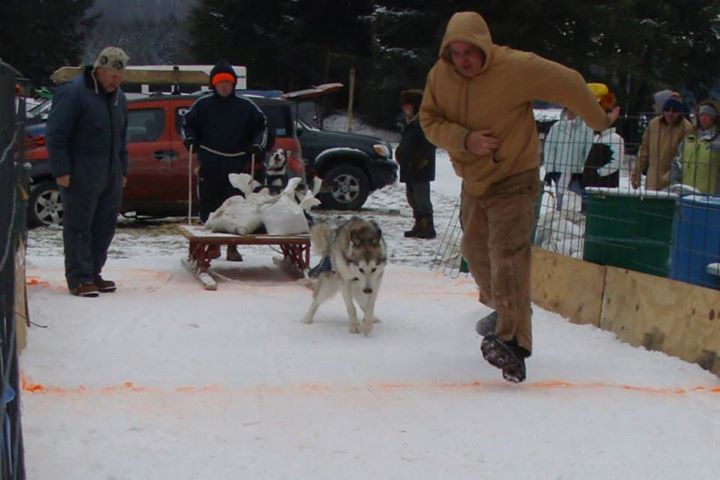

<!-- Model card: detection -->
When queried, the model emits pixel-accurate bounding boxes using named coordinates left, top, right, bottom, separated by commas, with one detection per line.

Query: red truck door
left=123, top=102, right=175, bottom=205
left=169, top=101, right=199, bottom=206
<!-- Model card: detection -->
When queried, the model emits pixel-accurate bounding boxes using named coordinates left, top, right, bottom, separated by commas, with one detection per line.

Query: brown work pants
left=460, top=169, right=539, bottom=354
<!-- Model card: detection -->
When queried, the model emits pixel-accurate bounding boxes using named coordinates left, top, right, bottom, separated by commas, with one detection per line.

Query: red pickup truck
left=24, top=93, right=304, bottom=226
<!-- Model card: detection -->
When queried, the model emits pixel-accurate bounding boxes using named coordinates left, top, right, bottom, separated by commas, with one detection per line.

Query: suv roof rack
left=51, top=66, right=211, bottom=85
left=51, top=65, right=249, bottom=94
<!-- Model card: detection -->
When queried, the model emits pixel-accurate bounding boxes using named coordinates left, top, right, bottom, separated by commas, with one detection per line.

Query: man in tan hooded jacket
left=420, top=11, right=619, bottom=382
left=631, top=96, right=693, bottom=191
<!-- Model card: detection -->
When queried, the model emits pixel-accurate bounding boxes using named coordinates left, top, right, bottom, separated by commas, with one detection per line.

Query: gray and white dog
left=302, top=217, right=387, bottom=335
left=265, top=148, right=288, bottom=192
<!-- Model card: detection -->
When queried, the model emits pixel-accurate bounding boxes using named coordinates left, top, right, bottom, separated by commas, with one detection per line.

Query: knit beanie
left=209, top=60, right=237, bottom=88
left=93, top=47, right=129, bottom=71
left=587, top=82, right=616, bottom=112
left=698, top=104, right=717, bottom=119
left=662, top=97, right=684, bottom=112
left=653, top=89, right=678, bottom=113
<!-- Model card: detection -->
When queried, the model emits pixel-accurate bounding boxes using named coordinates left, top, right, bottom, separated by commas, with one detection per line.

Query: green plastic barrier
left=583, top=188, right=677, bottom=277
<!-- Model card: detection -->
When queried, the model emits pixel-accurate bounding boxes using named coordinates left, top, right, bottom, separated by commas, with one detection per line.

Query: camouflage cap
left=93, top=47, right=129, bottom=71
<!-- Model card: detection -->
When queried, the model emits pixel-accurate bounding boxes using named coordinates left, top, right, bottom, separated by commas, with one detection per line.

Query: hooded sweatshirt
left=420, top=12, right=612, bottom=196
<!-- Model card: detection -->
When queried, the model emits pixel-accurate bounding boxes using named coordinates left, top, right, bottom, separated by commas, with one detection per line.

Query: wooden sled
left=178, top=225, right=310, bottom=290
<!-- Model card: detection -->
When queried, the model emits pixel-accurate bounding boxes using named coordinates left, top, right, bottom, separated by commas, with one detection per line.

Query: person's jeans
left=460, top=169, right=539, bottom=353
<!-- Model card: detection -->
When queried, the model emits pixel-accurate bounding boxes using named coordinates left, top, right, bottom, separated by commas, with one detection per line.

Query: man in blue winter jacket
left=47, top=47, right=130, bottom=297
left=182, top=60, right=268, bottom=260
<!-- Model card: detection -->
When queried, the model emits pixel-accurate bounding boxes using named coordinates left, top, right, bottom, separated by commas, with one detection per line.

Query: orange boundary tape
left=21, top=374, right=720, bottom=397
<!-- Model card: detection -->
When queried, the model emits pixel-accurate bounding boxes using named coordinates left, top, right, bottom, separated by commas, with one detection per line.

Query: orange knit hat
left=598, top=92, right=616, bottom=112
left=587, top=82, right=616, bottom=112
left=211, top=72, right=235, bottom=87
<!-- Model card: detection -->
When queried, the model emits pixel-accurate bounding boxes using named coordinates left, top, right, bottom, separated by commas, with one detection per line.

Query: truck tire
left=318, top=164, right=369, bottom=210
left=29, top=181, right=63, bottom=227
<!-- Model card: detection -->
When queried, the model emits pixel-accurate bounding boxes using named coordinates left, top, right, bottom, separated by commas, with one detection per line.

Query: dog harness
left=308, top=256, right=333, bottom=278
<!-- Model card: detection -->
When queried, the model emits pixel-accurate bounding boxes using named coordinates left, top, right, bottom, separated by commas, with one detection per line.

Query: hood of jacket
left=209, top=60, right=238, bottom=95
left=439, top=11, right=494, bottom=75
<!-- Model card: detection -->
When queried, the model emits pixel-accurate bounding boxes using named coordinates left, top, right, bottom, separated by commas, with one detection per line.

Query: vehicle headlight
left=373, top=144, right=390, bottom=157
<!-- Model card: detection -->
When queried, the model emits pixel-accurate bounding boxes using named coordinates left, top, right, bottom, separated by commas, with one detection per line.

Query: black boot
left=481, top=335, right=529, bottom=383
left=475, top=311, right=498, bottom=337
left=94, top=275, right=117, bottom=293
left=404, top=216, right=421, bottom=238
left=414, top=215, right=436, bottom=239
left=476, top=308, right=532, bottom=336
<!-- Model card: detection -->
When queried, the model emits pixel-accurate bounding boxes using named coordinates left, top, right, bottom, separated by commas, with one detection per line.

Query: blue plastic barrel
left=670, top=195, right=720, bottom=289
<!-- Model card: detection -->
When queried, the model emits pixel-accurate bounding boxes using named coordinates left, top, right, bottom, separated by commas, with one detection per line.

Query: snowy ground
left=21, top=139, right=720, bottom=478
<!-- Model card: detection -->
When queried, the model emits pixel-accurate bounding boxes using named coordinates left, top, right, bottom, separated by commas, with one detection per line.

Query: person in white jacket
left=542, top=108, right=593, bottom=209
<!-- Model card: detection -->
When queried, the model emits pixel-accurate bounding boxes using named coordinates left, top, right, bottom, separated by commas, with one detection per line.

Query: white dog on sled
left=302, top=217, right=387, bottom=335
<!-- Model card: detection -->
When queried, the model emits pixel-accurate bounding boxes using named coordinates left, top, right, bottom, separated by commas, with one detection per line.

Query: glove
left=250, top=144, right=264, bottom=155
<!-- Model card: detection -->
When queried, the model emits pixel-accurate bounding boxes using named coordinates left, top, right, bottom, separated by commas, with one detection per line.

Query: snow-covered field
left=21, top=134, right=720, bottom=479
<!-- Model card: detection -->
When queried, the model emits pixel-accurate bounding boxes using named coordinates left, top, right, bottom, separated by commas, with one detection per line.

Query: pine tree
left=188, top=0, right=292, bottom=89
left=185, top=0, right=720, bottom=125
left=0, top=0, right=97, bottom=86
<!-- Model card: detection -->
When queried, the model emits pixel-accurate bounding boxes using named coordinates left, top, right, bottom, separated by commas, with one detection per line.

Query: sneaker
left=481, top=335, right=527, bottom=383
left=475, top=311, right=498, bottom=336
left=94, top=276, right=116, bottom=293
left=69, top=283, right=99, bottom=297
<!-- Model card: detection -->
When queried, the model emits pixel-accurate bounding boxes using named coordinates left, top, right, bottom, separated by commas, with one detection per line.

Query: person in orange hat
left=182, top=60, right=268, bottom=260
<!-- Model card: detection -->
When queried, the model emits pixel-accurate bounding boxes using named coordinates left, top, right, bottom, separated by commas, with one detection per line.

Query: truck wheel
left=29, top=181, right=63, bottom=227
left=318, top=165, right=369, bottom=210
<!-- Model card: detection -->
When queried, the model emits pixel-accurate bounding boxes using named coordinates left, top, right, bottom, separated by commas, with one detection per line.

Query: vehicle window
left=27, top=99, right=52, bottom=120
left=127, top=108, right=164, bottom=143
left=258, top=103, right=293, bottom=138
left=176, top=107, right=189, bottom=136
left=296, top=118, right=319, bottom=132
left=298, top=100, right=320, bottom=128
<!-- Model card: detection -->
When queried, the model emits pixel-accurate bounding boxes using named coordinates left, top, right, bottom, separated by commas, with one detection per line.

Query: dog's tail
left=309, top=222, right=332, bottom=256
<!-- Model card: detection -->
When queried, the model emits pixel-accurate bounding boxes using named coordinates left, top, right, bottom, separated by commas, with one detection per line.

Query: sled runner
left=178, top=225, right=310, bottom=290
